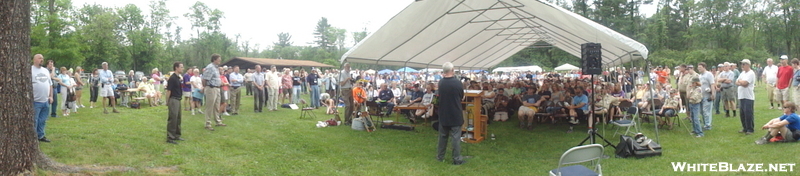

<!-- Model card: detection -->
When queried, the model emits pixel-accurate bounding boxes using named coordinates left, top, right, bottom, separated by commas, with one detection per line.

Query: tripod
left=577, top=74, right=616, bottom=149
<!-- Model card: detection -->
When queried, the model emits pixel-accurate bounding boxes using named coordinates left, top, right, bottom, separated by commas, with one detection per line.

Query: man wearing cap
left=688, top=77, right=704, bottom=137
left=763, top=58, right=779, bottom=109
left=202, top=54, right=226, bottom=131
left=307, top=69, right=321, bottom=108
left=697, top=62, right=716, bottom=130
left=737, top=59, right=756, bottom=135
left=775, top=55, right=793, bottom=107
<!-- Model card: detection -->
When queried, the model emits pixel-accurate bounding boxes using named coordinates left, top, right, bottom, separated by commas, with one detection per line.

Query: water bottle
left=491, top=133, right=496, bottom=140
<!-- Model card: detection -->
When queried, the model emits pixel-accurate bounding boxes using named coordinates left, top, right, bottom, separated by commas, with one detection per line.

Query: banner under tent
left=341, top=0, right=648, bottom=70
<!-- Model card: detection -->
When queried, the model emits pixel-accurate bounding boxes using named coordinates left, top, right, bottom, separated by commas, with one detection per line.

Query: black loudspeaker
left=581, top=43, right=602, bottom=75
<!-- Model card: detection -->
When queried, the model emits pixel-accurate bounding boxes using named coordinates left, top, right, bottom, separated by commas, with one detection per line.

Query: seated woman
left=756, top=102, right=800, bottom=144
left=606, top=83, right=626, bottom=121
left=138, top=77, right=158, bottom=106
left=657, top=89, right=681, bottom=129
left=493, top=88, right=510, bottom=121
left=414, top=83, right=436, bottom=120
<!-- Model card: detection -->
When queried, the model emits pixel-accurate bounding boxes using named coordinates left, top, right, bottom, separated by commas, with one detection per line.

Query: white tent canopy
left=492, top=65, right=542, bottom=72
left=554, top=63, right=580, bottom=71
left=342, top=0, right=648, bottom=70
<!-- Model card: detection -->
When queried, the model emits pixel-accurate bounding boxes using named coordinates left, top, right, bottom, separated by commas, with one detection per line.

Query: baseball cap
left=781, top=55, right=789, bottom=60
left=692, top=77, right=700, bottom=83
left=687, top=65, right=694, bottom=68
left=741, top=59, right=751, bottom=65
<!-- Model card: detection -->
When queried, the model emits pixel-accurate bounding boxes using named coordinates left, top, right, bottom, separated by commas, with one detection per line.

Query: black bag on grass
left=615, top=135, right=635, bottom=158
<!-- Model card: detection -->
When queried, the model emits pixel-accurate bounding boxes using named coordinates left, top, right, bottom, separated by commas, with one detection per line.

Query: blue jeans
left=310, top=85, right=320, bottom=108
left=292, top=86, right=301, bottom=104
left=50, top=88, right=58, bottom=117
left=34, top=102, right=50, bottom=139
left=713, top=93, right=721, bottom=113
left=689, top=103, right=703, bottom=136
left=701, top=98, right=713, bottom=130
left=379, top=102, right=395, bottom=116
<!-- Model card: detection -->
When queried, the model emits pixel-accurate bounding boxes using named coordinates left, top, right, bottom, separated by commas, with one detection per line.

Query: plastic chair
left=549, top=144, right=604, bottom=176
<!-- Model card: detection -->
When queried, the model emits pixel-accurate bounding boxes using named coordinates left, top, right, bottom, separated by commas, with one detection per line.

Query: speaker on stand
left=581, top=43, right=602, bottom=75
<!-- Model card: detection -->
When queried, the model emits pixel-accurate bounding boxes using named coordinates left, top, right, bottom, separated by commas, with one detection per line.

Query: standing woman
left=151, top=68, right=163, bottom=104
left=292, top=71, right=302, bottom=104
left=73, top=66, right=85, bottom=108
left=89, top=69, right=100, bottom=108
left=57, top=67, right=75, bottom=116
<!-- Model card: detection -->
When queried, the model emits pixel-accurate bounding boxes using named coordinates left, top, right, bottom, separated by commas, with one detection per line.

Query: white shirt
left=737, top=69, right=756, bottom=100
left=32, top=66, right=52, bottom=103
left=265, top=71, right=281, bottom=88
left=763, top=64, right=779, bottom=85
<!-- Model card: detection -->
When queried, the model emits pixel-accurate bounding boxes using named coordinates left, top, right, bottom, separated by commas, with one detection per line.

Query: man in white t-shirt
left=763, top=58, right=779, bottom=109
left=99, top=62, right=119, bottom=114
left=737, top=59, right=756, bottom=135
left=32, top=54, right=54, bottom=143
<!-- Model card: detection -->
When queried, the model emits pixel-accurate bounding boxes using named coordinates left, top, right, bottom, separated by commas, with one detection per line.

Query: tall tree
left=313, top=17, right=332, bottom=51
left=0, top=0, right=35, bottom=174
left=275, top=32, right=293, bottom=47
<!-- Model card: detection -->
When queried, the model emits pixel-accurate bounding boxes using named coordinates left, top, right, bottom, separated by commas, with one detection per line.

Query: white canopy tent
left=492, top=65, right=542, bottom=72
left=553, top=63, right=580, bottom=71
left=341, top=0, right=648, bottom=70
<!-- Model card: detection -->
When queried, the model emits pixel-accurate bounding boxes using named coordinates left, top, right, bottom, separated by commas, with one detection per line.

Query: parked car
left=115, top=70, right=127, bottom=81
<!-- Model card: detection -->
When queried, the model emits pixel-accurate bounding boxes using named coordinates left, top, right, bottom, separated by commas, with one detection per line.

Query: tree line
left=32, top=0, right=371, bottom=72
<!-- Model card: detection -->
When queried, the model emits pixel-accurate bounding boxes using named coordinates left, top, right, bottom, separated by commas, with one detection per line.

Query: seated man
left=756, top=102, right=800, bottom=144
left=565, top=87, right=589, bottom=133
left=518, top=87, right=545, bottom=130
left=656, top=89, right=681, bottom=129
left=376, top=84, right=395, bottom=116
left=138, top=77, right=158, bottom=106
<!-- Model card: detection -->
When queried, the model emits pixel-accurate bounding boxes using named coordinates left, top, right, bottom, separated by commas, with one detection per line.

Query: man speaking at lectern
left=436, top=62, right=465, bottom=165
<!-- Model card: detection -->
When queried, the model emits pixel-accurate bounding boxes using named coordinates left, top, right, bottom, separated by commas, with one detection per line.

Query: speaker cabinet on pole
left=581, top=43, right=602, bottom=75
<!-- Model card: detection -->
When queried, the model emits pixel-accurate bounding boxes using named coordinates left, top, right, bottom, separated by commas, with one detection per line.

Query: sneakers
left=205, top=126, right=215, bottom=131
left=453, top=160, right=466, bottom=165
left=568, top=117, right=579, bottom=125
left=695, top=135, right=703, bottom=138
left=770, top=136, right=784, bottom=142
left=198, top=110, right=204, bottom=114
left=755, top=137, right=769, bottom=145
left=215, top=123, right=227, bottom=127
left=223, top=112, right=231, bottom=116
left=192, top=111, right=196, bottom=115
left=769, top=106, right=774, bottom=109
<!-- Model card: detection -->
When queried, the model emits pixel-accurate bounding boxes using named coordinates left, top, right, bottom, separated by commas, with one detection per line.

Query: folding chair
left=549, top=144, right=604, bottom=176
left=610, top=101, right=638, bottom=137
left=299, top=100, right=317, bottom=119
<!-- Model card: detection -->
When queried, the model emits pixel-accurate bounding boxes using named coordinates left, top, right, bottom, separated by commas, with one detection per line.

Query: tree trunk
left=0, top=0, right=35, bottom=175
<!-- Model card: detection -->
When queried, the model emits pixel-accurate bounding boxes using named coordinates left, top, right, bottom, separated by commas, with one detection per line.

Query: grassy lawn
left=39, top=83, right=799, bottom=175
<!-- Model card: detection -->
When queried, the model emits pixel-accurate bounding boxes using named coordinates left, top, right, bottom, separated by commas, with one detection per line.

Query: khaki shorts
left=775, top=88, right=790, bottom=103
left=518, top=106, right=538, bottom=114
left=767, top=84, right=776, bottom=101
left=183, top=91, right=192, bottom=98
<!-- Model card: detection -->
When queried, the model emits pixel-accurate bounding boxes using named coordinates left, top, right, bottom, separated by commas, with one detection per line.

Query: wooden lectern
left=462, top=90, right=487, bottom=143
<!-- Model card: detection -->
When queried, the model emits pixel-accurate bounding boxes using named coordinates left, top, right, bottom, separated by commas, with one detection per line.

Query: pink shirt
left=151, top=73, right=162, bottom=85
left=282, top=74, right=292, bottom=89
left=220, top=75, right=229, bottom=91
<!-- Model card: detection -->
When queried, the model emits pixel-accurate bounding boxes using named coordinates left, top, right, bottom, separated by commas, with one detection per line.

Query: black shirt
left=292, top=76, right=302, bottom=86
left=306, top=73, right=319, bottom=85
left=167, top=73, right=182, bottom=99
left=438, top=76, right=464, bottom=127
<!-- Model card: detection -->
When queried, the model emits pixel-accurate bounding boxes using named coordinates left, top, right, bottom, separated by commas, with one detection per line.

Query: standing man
left=737, top=59, right=756, bottom=135
left=228, top=66, right=244, bottom=115
left=718, top=63, right=736, bottom=117
left=308, top=69, right=321, bottom=108
left=266, top=65, right=281, bottom=111
left=99, top=62, right=119, bottom=114
left=698, top=63, right=716, bottom=130
left=775, top=55, right=793, bottom=107
left=792, top=59, right=800, bottom=109
left=339, top=63, right=355, bottom=125
left=763, top=58, right=779, bottom=109
left=47, top=60, right=58, bottom=118
left=253, top=65, right=265, bottom=112
left=166, top=62, right=185, bottom=144
left=325, top=70, right=337, bottom=97
left=244, top=69, right=253, bottom=96
left=182, top=67, right=194, bottom=112
left=436, top=62, right=465, bottom=165
left=202, top=54, right=226, bottom=131
left=32, top=54, right=53, bottom=143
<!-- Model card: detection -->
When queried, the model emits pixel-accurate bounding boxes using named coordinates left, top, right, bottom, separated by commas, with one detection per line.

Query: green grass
left=40, top=84, right=799, bottom=175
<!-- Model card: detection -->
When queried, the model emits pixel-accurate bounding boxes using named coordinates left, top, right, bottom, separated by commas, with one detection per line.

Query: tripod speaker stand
left=575, top=43, right=616, bottom=149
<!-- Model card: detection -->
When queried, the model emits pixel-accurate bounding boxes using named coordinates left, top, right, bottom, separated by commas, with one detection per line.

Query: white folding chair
left=549, top=144, right=604, bottom=176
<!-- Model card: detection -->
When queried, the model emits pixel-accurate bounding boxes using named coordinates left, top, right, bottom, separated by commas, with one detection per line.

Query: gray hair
left=443, top=62, right=454, bottom=73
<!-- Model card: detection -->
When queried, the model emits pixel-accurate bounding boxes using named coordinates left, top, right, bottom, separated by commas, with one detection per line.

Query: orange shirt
left=657, top=70, right=668, bottom=84
left=353, top=87, right=367, bottom=103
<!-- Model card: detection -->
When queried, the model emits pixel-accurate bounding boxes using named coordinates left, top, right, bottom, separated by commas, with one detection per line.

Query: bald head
left=32, top=54, right=44, bottom=67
